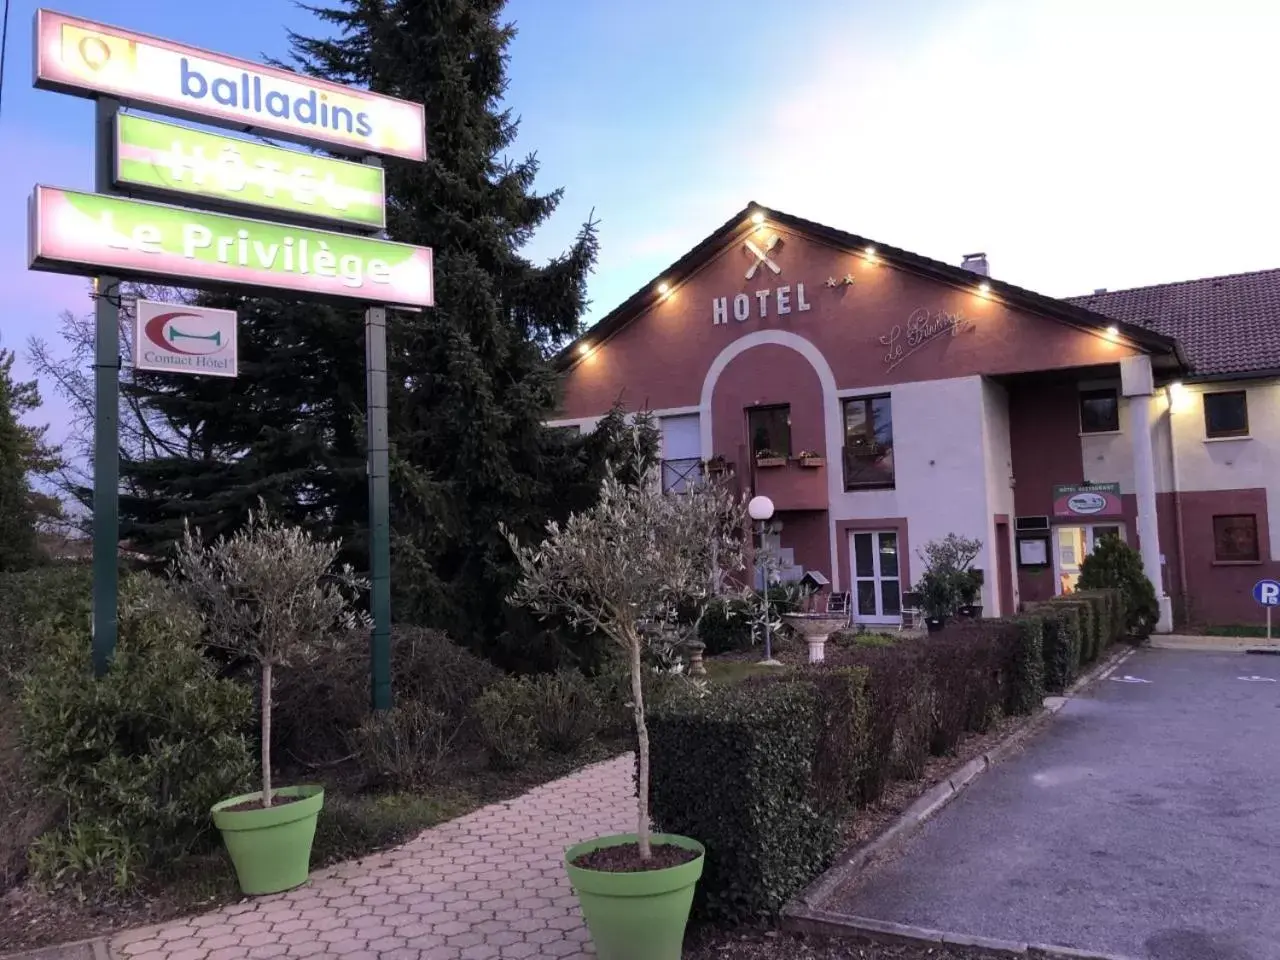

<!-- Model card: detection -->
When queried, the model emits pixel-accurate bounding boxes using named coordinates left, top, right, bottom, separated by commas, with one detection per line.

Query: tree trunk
left=630, top=638, right=651, bottom=860
left=261, top=661, right=273, bottom=808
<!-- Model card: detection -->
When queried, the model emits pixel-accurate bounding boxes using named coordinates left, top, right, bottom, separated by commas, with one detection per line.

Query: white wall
left=981, top=378, right=1017, bottom=614
left=830, top=375, right=993, bottom=592
left=1165, top=378, right=1280, bottom=556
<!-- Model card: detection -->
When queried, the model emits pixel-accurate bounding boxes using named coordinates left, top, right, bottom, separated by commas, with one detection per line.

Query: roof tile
left=1067, top=269, right=1280, bottom=378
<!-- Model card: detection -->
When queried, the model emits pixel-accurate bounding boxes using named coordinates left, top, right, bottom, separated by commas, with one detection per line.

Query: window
left=660, top=414, right=702, bottom=493
left=1213, top=514, right=1260, bottom=563
left=1204, top=391, right=1249, bottom=438
left=851, top=531, right=901, bottom=622
left=842, top=395, right=894, bottom=488
left=1079, top=388, right=1120, bottom=433
left=747, top=405, right=791, bottom=458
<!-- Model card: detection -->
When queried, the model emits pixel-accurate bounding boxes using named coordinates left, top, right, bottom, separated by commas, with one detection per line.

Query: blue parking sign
left=1253, top=580, right=1280, bottom=606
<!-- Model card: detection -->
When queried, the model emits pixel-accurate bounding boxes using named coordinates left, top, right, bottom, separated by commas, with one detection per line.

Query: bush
left=0, top=566, right=92, bottom=891
left=0, top=566, right=92, bottom=689
left=474, top=680, right=539, bottom=770
left=592, top=665, right=689, bottom=738
left=1001, top=615, right=1046, bottom=716
left=273, top=625, right=503, bottom=765
left=346, top=701, right=459, bottom=790
left=1078, top=537, right=1158, bottom=639
left=920, top=626, right=1003, bottom=752
left=649, top=683, right=840, bottom=924
left=697, top=596, right=754, bottom=654
left=523, top=670, right=605, bottom=754
left=1051, top=597, right=1096, bottom=663
left=473, top=670, right=604, bottom=766
left=19, top=574, right=254, bottom=892
left=1037, top=605, right=1082, bottom=693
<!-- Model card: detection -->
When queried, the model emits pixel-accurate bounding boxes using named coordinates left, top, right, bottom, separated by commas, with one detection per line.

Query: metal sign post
left=365, top=304, right=392, bottom=710
left=91, top=96, right=121, bottom=677
left=1251, top=579, right=1280, bottom=645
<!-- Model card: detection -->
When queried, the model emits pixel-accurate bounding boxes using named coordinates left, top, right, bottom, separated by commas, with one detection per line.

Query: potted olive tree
left=915, top=534, right=983, bottom=632
left=503, top=449, right=747, bottom=960
left=176, top=510, right=368, bottom=895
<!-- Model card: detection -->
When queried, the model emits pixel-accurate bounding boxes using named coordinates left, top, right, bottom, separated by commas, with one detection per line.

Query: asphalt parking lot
left=826, top=649, right=1280, bottom=960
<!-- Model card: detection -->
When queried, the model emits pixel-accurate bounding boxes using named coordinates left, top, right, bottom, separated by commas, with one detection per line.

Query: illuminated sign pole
left=31, top=9, right=431, bottom=709
left=91, top=95, right=121, bottom=678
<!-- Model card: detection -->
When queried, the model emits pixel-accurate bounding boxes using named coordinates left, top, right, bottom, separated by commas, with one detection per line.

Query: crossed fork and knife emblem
left=743, top=233, right=782, bottom=280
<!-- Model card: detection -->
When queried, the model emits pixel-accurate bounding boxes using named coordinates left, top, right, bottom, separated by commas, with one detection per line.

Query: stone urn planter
left=780, top=612, right=849, bottom=663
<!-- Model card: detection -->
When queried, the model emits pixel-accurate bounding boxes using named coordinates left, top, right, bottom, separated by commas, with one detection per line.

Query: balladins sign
left=34, top=9, right=426, bottom=160
left=30, top=186, right=433, bottom=308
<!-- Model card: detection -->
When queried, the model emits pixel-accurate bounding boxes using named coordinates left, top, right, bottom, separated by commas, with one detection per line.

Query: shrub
left=474, top=680, right=539, bottom=770
left=697, top=596, right=754, bottom=654
left=920, top=626, right=1003, bottom=751
left=1037, top=605, right=1082, bottom=693
left=0, top=566, right=92, bottom=689
left=649, top=682, right=840, bottom=924
left=1051, top=597, right=1096, bottom=663
left=592, top=665, right=690, bottom=738
left=1000, top=615, right=1046, bottom=715
left=346, top=701, right=459, bottom=790
left=1078, top=537, right=1158, bottom=639
left=523, top=670, right=605, bottom=754
left=273, top=625, right=502, bottom=765
left=19, top=575, right=254, bottom=892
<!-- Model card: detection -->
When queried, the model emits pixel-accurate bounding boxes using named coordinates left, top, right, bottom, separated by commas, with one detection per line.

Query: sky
left=4, top=0, right=1280, bottom=440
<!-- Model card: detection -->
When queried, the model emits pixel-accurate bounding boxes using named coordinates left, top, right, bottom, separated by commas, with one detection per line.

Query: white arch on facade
left=698, top=330, right=845, bottom=588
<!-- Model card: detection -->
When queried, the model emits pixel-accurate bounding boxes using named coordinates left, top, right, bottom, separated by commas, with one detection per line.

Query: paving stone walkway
left=111, top=756, right=634, bottom=960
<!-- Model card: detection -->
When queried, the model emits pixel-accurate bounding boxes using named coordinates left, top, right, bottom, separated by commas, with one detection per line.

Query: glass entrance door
left=1055, top=524, right=1125, bottom=594
left=851, top=531, right=901, bottom=624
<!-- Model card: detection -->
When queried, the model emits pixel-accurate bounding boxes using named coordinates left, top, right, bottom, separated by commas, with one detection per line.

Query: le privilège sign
left=29, top=186, right=434, bottom=308
left=34, top=8, right=427, bottom=160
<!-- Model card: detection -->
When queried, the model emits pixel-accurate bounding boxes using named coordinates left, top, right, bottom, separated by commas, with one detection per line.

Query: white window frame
left=849, top=530, right=902, bottom=625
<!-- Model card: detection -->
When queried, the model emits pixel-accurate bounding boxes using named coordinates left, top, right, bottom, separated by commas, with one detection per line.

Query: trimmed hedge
left=1050, top=597, right=1097, bottom=662
left=1000, top=615, right=1046, bottom=716
left=653, top=603, right=1081, bottom=923
left=1037, top=604, right=1082, bottom=693
left=649, top=682, right=841, bottom=924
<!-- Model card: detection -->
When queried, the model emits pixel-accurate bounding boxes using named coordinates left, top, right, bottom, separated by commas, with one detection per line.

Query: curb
left=787, top=644, right=1133, bottom=912
left=0, top=936, right=113, bottom=960
left=783, top=909, right=1142, bottom=959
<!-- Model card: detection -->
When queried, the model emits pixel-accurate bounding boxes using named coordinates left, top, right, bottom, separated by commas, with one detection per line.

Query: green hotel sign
left=30, top=186, right=433, bottom=308
left=114, top=114, right=386, bottom=230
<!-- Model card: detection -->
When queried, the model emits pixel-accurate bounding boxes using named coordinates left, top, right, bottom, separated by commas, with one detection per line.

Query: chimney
left=960, top=252, right=989, bottom=277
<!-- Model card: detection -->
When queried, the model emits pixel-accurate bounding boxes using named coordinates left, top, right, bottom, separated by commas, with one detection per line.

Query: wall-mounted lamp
left=577, top=342, right=592, bottom=356
left=977, top=282, right=991, bottom=297
left=657, top=282, right=670, bottom=296
left=1106, top=324, right=1119, bottom=337
left=863, top=245, right=876, bottom=261
left=750, top=211, right=765, bottom=225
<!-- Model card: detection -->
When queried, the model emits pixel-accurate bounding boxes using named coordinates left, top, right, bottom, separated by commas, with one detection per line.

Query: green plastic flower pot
left=212, top=785, right=323, bottom=895
left=564, top=833, right=705, bottom=960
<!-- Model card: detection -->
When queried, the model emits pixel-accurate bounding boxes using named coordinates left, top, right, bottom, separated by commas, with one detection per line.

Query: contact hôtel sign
left=115, top=114, right=387, bottom=230
left=29, top=186, right=434, bottom=308
left=134, top=299, right=238, bottom=378
left=34, top=8, right=426, bottom=161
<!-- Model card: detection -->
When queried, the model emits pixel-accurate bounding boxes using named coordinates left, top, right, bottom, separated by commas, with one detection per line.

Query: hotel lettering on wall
left=712, top=230, right=812, bottom=324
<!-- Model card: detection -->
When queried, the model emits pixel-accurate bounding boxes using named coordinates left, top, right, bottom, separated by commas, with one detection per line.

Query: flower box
left=755, top=457, right=786, bottom=469
left=798, top=457, right=825, bottom=468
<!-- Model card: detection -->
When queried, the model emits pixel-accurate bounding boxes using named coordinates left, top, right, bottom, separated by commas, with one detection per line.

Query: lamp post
left=748, top=495, right=779, bottom=665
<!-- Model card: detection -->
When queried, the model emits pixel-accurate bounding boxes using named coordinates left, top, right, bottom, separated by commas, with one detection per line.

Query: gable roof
left=558, top=202, right=1187, bottom=372
left=1066, top=269, right=1280, bottom=380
